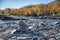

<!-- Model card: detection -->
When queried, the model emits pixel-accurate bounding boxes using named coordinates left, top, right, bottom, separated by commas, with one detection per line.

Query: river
left=0, top=20, right=19, bottom=24
left=0, top=19, right=60, bottom=24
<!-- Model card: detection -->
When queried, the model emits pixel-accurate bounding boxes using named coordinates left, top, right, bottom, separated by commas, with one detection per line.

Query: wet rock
left=0, top=19, right=60, bottom=40
left=49, top=38, right=55, bottom=40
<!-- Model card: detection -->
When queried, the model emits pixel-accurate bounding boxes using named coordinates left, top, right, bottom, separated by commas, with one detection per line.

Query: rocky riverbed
left=0, top=19, right=60, bottom=40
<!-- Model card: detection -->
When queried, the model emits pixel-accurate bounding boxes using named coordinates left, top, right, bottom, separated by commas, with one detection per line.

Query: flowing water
left=0, top=20, right=19, bottom=24
left=0, top=19, right=60, bottom=24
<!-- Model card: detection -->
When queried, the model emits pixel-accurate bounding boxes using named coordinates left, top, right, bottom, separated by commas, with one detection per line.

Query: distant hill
left=0, top=1, right=60, bottom=16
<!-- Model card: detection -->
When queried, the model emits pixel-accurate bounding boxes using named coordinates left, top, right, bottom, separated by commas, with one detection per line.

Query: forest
left=0, top=0, right=60, bottom=17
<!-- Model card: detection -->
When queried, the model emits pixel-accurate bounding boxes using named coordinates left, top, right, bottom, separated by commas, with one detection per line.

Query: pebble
left=0, top=20, right=60, bottom=40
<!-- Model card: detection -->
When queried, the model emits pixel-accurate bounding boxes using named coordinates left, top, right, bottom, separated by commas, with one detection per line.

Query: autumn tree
left=4, top=8, right=11, bottom=15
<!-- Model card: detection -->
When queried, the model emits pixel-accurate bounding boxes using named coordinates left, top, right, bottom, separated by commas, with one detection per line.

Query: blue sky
left=0, top=0, right=54, bottom=9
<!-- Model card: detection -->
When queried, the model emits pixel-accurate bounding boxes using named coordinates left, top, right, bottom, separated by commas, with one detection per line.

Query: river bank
left=0, top=15, right=60, bottom=21
left=0, top=19, right=60, bottom=40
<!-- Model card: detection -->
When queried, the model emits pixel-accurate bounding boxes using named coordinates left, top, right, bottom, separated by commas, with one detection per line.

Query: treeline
left=0, top=1, right=60, bottom=16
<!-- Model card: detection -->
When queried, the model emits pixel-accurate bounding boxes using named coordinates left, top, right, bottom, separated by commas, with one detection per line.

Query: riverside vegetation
left=0, top=0, right=60, bottom=17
